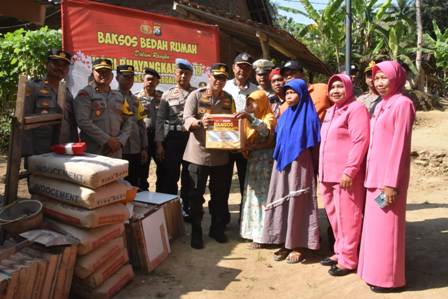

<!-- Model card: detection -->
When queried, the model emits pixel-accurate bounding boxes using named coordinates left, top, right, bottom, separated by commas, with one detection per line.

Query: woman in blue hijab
left=261, top=79, right=321, bottom=263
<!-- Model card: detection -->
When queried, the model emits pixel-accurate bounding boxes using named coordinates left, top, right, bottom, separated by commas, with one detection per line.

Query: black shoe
left=320, top=257, right=337, bottom=266
left=190, top=225, right=204, bottom=249
left=369, top=285, right=404, bottom=293
left=328, top=265, right=355, bottom=276
left=209, top=230, right=228, bottom=243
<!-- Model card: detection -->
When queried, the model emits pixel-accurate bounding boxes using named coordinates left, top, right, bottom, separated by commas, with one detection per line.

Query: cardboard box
left=205, top=114, right=245, bottom=150
left=125, top=203, right=170, bottom=273
left=135, top=192, right=184, bottom=240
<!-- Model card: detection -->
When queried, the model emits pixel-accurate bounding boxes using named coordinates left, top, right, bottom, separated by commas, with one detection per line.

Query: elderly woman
left=237, top=90, right=276, bottom=248
left=262, top=79, right=321, bottom=263
left=319, top=74, right=370, bottom=276
left=358, top=61, right=415, bottom=292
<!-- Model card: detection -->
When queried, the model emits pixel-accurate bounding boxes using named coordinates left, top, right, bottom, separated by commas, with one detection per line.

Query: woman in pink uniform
left=357, top=61, right=416, bottom=292
left=319, top=74, right=370, bottom=276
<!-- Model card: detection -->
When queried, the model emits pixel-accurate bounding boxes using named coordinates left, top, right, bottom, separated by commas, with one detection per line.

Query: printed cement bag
left=73, top=264, right=134, bottom=299
left=27, top=152, right=128, bottom=189
left=29, top=176, right=130, bottom=210
left=75, top=237, right=125, bottom=279
left=37, top=196, right=129, bottom=228
left=205, top=114, right=245, bottom=150
left=78, top=248, right=129, bottom=288
left=47, top=220, right=124, bottom=255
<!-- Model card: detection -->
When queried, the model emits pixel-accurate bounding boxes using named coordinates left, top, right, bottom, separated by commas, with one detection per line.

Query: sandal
left=247, top=242, right=265, bottom=250
left=273, top=248, right=291, bottom=261
left=286, top=251, right=305, bottom=264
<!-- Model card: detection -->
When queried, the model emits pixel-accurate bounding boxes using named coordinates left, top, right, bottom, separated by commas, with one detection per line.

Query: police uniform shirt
left=119, top=90, right=148, bottom=155
left=183, top=87, right=234, bottom=167
left=223, top=79, right=258, bottom=112
left=135, top=89, right=163, bottom=131
left=154, top=85, right=196, bottom=142
left=74, top=83, right=132, bottom=158
left=22, top=78, right=77, bottom=156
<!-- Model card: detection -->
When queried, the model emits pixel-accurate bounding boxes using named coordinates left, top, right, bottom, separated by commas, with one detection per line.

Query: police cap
left=48, top=49, right=72, bottom=64
left=253, top=59, right=275, bottom=75
left=280, top=60, right=304, bottom=75
left=92, top=58, right=113, bottom=71
left=210, top=63, right=229, bottom=78
left=117, top=65, right=135, bottom=75
left=234, top=52, right=254, bottom=65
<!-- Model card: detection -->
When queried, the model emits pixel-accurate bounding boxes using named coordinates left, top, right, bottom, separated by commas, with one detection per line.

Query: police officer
left=74, top=59, right=132, bottom=158
left=116, top=65, right=148, bottom=187
left=155, top=58, right=196, bottom=218
left=183, top=63, right=235, bottom=249
left=136, top=68, right=164, bottom=191
left=22, top=49, right=78, bottom=157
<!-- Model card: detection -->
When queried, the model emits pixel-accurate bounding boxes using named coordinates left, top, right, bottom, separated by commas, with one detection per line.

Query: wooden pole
left=4, top=75, right=27, bottom=205
left=256, top=31, right=270, bottom=59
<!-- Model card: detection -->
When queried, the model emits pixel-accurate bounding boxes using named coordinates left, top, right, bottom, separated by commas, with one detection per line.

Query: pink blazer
left=319, top=99, right=370, bottom=183
left=364, top=95, right=415, bottom=189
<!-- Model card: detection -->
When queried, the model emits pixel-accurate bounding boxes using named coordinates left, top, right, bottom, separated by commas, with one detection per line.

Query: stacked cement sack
left=27, top=152, right=135, bottom=299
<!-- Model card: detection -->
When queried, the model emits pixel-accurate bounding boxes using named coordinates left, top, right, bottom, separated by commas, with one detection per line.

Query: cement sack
left=77, top=248, right=129, bottom=288
left=29, top=175, right=130, bottom=210
left=75, top=237, right=125, bottom=279
left=37, top=196, right=129, bottom=228
left=27, top=152, right=128, bottom=189
left=47, top=220, right=124, bottom=255
left=73, top=264, right=134, bottom=299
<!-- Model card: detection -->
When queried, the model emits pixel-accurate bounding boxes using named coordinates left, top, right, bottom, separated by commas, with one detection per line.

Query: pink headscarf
left=327, top=73, right=355, bottom=107
left=372, top=61, right=406, bottom=97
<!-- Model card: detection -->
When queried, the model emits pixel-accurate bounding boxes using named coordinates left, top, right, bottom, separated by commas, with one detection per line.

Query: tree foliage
left=0, top=27, right=62, bottom=111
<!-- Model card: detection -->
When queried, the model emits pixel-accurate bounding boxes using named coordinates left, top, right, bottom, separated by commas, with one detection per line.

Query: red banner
left=61, top=0, right=220, bottom=93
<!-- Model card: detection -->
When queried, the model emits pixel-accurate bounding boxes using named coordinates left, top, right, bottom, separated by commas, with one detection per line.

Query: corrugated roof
left=174, top=0, right=330, bottom=74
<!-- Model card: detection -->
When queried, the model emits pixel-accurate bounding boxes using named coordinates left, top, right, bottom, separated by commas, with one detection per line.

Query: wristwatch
left=197, top=120, right=203, bottom=127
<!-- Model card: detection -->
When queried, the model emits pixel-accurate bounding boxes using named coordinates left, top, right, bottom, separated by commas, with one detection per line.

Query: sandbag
left=36, top=195, right=129, bottom=228
left=73, top=264, right=134, bottom=299
left=47, top=220, right=124, bottom=255
left=29, top=176, right=130, bottom=210
left=75, top=237, right=125, bottom=279
left=77, top=248, right=129, bottom=289
left=27, top=152, right=128, bottom=189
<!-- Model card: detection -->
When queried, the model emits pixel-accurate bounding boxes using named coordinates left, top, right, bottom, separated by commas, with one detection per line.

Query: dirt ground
left=2, top=111, right=447, bottom=299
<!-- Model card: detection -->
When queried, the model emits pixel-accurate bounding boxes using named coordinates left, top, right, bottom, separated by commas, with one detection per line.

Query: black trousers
left=187, top=163, right=228, bottom=231
left=139, top=129, right=163, bottom=192
left=123, top=153, right=142, bottom=188
left=222, top=152, right=247, bottom=222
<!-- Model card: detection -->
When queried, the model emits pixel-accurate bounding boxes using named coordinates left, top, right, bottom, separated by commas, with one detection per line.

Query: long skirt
left=357, top=187, right=407, bottom=288
left=261, top=149, right=320, bottom=250
left=240, top=148, right=274, bottom=243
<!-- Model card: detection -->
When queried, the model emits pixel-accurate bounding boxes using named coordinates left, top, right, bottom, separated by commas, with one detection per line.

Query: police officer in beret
left=136, top=68, right=164, bottom=191
left=74, top=58, right=132, bottom=158
left=116, top=65, right=148, bottom=187
left=22, top=49, right=78, bottom=157
left=155, top=58, right=196, bottom=219
left=183, top=63, right=235, bottom=249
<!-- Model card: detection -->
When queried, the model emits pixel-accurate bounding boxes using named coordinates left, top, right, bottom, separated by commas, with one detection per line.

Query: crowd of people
left=22, top=49, right=415, bottom=294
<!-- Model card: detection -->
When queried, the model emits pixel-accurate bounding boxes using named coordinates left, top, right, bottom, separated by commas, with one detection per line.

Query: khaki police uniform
left=121, top=90, right=148, bottom=186
left=74, top=83, right=131, bottom=158
left=22, top=78, right=78, bottom=156
left=155, top=85, right=196, bottom=201
left=183, top=87, right=234, bottom=237
left=136, top=89, right=164, bottom=191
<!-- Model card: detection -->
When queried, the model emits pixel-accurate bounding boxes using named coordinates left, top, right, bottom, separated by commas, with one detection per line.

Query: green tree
left=0, top=26, right=62, bottom=111
left=0, top=26, right=61, bottom=153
